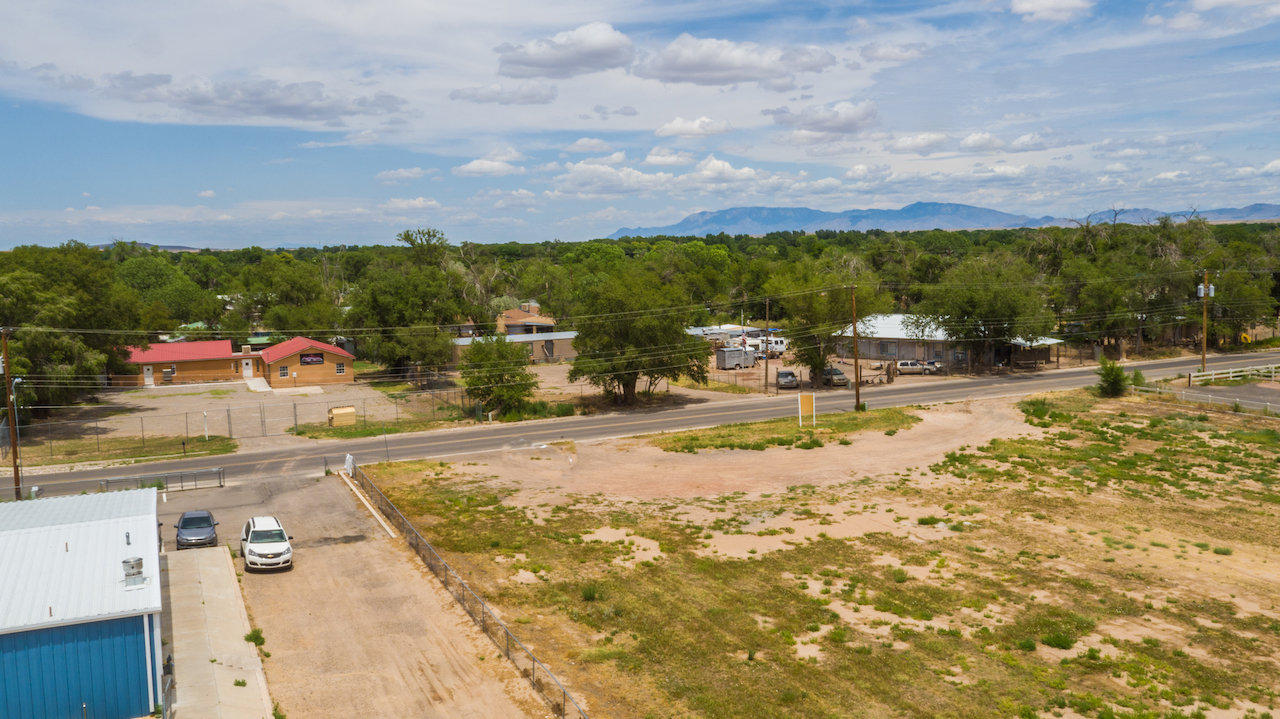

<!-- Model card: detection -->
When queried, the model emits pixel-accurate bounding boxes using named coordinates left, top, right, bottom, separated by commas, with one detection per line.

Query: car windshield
left=179, top=515, right=212, bottom=529
left=249, top=529, right=287, bottom=543
left=779, top=371, right=794, bottom=377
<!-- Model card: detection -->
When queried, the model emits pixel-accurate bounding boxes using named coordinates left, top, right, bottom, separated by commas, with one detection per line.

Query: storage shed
left=0, top=489, right=165, bottom=719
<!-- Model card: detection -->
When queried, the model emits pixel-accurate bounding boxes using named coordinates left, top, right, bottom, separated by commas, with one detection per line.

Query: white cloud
left=580, top=151, right=627, bottom=166
left=1237, top=159, right=1280, bottom=176
left=633, top=34, right=835, bottom=91
left=681, top=155, right=761, bottom=187
left=196, top=189, right=216, bottom=198
left=1151, top=170, right=1189, bottom=182
left=1104, top=162, right=1130, bottom=172
left=551, top=162, right=673, bottom=198
left=448, top=82, right=557, bottom=105
left=375, top=167, right=426, bottom=184
left=889, top=132, right=949, bottom=154
left=452, top=158, right=525, bottom=177
left=843, top=164, right=891, bottom=183
left=655, top=116, right=730, bottom=137
left=380, top=196, right=440, bottom=210
left=496, top=22, right=634, bottom=79
left=960, top=132, right=1005, bottom=151
left=1010, top=0, right=1095, bottom=22
left=768, top=100, right=878, bottom=142
left=859, top=42, right=926, bottom=63
left=483, top=145, right=525, bottom=163
left=643, top=148, right=694, bottom=166
left=1009, top=132, right=1049, bottom=151
left=565, top=137, right=612, bottom=153
left=1144, top=12, right=1205, bottom=30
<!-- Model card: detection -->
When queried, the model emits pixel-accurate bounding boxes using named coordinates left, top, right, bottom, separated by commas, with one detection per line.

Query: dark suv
left=175, top=510, right=219, bottom=549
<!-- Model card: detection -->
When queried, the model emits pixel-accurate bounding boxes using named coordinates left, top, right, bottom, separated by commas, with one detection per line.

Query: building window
left=335, top=362, right=345, bottom=375
left=279, top=365, right=288, bottom=378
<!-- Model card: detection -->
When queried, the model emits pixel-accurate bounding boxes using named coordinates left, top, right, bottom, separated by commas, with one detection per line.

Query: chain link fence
left=9, top=388, right=480, bottom=467
left=347, top=461, right=588, bottom=719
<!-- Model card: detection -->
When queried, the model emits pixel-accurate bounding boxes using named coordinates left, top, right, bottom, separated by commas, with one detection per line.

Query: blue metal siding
left=0, top=615, right=150, bottom=719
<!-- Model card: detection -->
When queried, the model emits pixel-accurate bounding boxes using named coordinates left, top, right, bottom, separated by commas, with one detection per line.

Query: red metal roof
left=127, top=340, right=235, bottom=364
left=260, top=337, right=355, bottom=364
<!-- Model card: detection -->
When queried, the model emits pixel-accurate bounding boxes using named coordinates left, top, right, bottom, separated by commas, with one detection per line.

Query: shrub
left=916, top=516, right=943, bottom=526
left=233, top=679, right=247, bottom=687
left=1212, top=546, right=1233, bottom=555
left=1096, top=359, right=1128, bottom=397
left=244, top=628, right=265, bottom=646
left=581, top=584, right=601, bottom=602
left=1041, top=632, right=1076, bottom=649
left=1130, top=369, right=1146, bottom=386
left=1015, top=638, right=1036, bottom=651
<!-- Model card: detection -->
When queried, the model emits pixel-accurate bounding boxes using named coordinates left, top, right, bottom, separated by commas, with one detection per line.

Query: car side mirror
left=288, top=536, right=294, bottom=540
left=214, top=521, right=220, bottom=526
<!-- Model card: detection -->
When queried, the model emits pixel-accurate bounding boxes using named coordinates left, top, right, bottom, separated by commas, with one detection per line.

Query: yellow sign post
left=798, top=393, right=815, bottom=427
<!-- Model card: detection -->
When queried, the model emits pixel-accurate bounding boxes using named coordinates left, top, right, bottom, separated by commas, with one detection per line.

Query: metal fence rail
left=1187, top=363, right=1280, bottom=385
left=348, top=461, right=588, bottom=719
left=21, top=466, right=225, bottom=498
left=1134, top=384, right=1280, bottom=415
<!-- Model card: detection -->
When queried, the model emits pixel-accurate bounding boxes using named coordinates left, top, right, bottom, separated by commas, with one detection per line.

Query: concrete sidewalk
left=163, top=546, right=274, bottom=719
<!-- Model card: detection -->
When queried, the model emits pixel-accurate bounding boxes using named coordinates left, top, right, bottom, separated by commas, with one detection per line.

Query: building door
left=242, top=358, right=254, bottom=378
left=142, top=365, right=154, bottom=386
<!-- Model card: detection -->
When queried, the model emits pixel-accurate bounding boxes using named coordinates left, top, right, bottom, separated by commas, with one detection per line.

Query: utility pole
left=1201, top=269, right=1209, bottom=374
left=763, top=298, right=770, bottom=394
left=851, top=286, right=862, bottom=410
left=3, top=328, right=20, bottom=501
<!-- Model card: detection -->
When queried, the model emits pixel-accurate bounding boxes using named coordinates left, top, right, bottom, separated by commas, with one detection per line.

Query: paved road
left=25, top=351, right=1280, bottom=494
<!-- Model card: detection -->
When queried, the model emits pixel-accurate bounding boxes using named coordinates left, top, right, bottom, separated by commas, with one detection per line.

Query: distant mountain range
left=608, top=202, right=1280, bottom=238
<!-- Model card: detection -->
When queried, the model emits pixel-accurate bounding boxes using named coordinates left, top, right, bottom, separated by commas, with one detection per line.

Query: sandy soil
left=453, top=398, right=1039, bottom=503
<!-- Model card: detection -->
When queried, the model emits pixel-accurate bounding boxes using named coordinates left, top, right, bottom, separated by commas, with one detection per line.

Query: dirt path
left=234, top=476, right=543, bottom=718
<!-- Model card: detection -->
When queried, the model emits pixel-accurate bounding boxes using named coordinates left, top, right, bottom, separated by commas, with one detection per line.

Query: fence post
left=226, top=408, right=233, bottom=439
left=95, top=420, right=101, bottom=453
left=259, top=404, right=266, bottom=436
left=140, top=417, right=146, bottom=452
left=293, top=403, right=299, bottom=433
left=184, top=412, right=189, bottom=442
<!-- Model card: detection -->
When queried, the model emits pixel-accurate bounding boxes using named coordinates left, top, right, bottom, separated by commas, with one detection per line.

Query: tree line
left=2, top=217, right=1277, bottom=409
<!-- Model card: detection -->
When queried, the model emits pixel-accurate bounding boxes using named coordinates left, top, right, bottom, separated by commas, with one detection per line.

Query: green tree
left=766, top=259, right=886, bottom=387
left=567, top=249, right=709, bottom=404
left=915, top=252, right=1053, bottom=370
left=460, top=336, right=538, bottom=413
left=1096, top=359, right=1128, bottom=397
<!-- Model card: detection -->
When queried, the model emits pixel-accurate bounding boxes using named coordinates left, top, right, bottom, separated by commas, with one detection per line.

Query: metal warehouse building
left=0, top=489, right=165, bottom=719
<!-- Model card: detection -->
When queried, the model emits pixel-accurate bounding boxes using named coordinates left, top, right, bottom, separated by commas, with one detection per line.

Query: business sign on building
left=299, top=352, right=324, bottom=365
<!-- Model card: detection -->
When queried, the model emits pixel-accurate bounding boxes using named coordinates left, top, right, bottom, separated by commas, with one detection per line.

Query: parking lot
left=157, top=472, right=542, bottom=718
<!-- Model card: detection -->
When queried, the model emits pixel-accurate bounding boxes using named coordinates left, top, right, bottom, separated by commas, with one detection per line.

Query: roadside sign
left=798, top=393, right=815, bottom=427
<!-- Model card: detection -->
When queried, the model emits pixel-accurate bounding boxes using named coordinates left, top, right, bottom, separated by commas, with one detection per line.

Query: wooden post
left=763, top=297, right=770, bottom=394
left=851, top=286, right=862, bottom=410
left=2, top=328, right=19, bottom=500
left=1201, top=269, right=1209, bottom=374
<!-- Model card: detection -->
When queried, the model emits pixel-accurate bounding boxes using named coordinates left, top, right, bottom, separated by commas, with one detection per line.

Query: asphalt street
left=23, top=350, right=1280, bottom=495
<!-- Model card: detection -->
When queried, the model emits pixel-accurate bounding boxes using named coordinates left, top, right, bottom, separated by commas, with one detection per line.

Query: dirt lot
left=366, top=394, right=1280, bottom=718
left=157, top=474, right=544, bottom=718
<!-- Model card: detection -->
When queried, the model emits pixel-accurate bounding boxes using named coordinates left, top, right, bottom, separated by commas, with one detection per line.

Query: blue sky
left=1, top=0, right=1278, bottom=248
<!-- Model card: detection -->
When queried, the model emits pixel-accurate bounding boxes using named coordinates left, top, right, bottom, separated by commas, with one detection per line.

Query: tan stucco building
left=116, top=337, right=355, bottom=387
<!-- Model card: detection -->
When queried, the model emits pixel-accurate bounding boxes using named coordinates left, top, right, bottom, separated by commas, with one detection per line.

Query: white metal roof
left=834, top=313, right=1061, bottom=348
left=0, top=489, right=162, bottom=635
left=453, top=331, right=577, bottom=346
left=834, top=314, right=952, bottom=342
